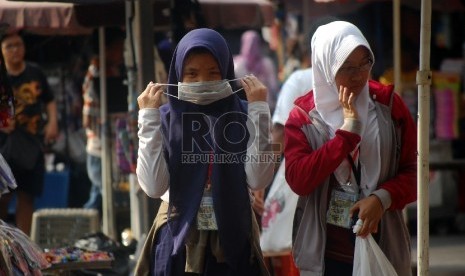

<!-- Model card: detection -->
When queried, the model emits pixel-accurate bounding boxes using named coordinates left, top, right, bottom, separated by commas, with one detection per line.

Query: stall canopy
left=0, top=0, right=92, bottom=35
left=286, top=0, right=464, bottom=14
left=198, top=0, right=275, bottom=30
left=0, top=0, right=275, bottom=34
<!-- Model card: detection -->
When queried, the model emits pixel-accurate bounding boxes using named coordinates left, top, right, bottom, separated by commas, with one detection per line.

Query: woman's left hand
left=240, top=75, right=268, bottom=103
left=338, top=85, right=358, bottom=120
left=350, top=195, right=384, bottom=237
left=251, top=189, right=265, bottom=216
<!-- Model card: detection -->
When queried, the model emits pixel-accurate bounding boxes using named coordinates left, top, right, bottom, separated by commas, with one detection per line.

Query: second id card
left=326, top=189, right=358, bottom=229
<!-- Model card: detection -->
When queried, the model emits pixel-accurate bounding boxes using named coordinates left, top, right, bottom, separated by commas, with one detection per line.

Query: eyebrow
left=4, top=42, right=23, bottom=46
left=342, top=55, right=372, bottom=66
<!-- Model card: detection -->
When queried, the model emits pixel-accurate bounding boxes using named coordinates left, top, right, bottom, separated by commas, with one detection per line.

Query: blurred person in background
left=234, top=30, right=279, bottom=222
left=234, top=30, right=279, bottom=113
left=81, top=28, right=126, bottom=215
left=279, top=36, right=303, bottom=83
left=0, top=31, right=58, bottom=236
left=266, top=16, right=339, bottom=276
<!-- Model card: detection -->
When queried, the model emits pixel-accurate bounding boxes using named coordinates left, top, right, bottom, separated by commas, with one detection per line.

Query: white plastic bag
left=352, top=219, right=398, bottom=276
left=260, top=160, right=299, bottom=255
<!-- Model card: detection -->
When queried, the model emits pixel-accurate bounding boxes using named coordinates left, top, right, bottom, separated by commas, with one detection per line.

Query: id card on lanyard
left=197, top=161, right=218, bottom=230
left=327, top=151, right=361, bottom=229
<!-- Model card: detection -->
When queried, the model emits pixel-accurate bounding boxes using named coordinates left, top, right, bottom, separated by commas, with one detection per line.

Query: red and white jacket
left=284, top=80, right=417, bottom=276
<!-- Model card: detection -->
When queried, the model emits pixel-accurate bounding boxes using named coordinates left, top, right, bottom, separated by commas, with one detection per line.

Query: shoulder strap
left=389, top=89, right=395, bottom=112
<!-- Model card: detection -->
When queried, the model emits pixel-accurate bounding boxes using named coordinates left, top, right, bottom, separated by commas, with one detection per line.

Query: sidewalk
left=411, top=234, right=465, bottom=275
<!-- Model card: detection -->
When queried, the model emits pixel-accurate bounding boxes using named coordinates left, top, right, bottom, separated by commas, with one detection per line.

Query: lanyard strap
left=205, top=153, right=213, bottom=190
left=347, top=152, right=361, bottom=186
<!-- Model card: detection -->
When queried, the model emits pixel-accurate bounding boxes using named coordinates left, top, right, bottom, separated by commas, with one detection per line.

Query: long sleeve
left=284, top=104, right=360, bottom=196
left=245, top=101, right=275, bottom=190
left=376, top=93, right=418, bottom=210
left=136, top=108, right=169, bottom=198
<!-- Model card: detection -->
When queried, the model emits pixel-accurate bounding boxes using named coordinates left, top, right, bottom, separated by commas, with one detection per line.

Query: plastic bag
left=260, top=160, right=299, bottom=255
left=352, top=219, right=398, bottom=276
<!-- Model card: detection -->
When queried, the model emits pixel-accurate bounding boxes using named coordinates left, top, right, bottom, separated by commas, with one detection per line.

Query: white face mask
left=163, top=79, right=243, bottom=105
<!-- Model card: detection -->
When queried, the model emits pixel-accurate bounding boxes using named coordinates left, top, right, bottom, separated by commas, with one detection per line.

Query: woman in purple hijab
left=134, top=28, right=274, bottom=275
left=234, top=30, right=279, bottom=113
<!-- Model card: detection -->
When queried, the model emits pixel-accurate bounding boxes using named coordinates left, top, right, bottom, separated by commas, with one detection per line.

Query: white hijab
left=311, top=21, right=380, bottom=196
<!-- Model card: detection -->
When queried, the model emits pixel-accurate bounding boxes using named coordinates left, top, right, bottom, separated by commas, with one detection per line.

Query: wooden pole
left=417, top=0, right=432, bottom=274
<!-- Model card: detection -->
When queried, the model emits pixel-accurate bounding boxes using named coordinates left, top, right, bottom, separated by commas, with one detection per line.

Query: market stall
left=0, top=0, right=276, bottom=242
left=0, top=50, right=117, bottom=274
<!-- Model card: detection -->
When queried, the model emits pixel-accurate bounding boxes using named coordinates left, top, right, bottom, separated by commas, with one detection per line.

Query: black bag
left=0, top=127, right=42, bottom=171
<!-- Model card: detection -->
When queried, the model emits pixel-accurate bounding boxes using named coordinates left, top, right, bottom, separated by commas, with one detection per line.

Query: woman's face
left=182, top=52, right=222, bottom=83
left=335, top=46, right=372, bottom=96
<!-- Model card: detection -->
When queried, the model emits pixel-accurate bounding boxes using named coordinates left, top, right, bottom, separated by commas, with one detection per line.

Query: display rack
left=43, top=260, right=112, bottom=271
left=41, top=246, right=114, bottom=274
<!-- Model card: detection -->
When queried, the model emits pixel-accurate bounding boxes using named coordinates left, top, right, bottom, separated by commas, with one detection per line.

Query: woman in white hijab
left=284, top=21, right=417, bottom=276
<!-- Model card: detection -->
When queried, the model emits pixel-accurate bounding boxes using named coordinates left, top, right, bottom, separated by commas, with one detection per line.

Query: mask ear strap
left=158, top=83, right=178, bottom=87
left=152, top=83, right=179, bottom=99
left=232, top=87, right=244, bottom=94
left=163, top=92, right=179, bottom=99
left=227, top=77, right=245, bottom=95
left=227, top=77, right=244, bottom=82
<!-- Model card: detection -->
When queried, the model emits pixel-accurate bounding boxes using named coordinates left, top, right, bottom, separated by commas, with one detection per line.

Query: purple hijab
left=159, top=28, right=252, bottom=269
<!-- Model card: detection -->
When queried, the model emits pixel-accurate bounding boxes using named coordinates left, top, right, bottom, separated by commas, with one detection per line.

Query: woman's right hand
left=137, top=82, right=164, bottom=109
left=338, top=85, right=358, bottom=119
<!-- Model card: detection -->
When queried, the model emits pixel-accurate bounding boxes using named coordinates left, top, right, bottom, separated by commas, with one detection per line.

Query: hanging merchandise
left=0, top=151, right=16, bottom=195
left=115, top=118, right=136, bottom=174
left=432, top=72, right=461, bottom=139
left=0, top=220, right=51, bottom=275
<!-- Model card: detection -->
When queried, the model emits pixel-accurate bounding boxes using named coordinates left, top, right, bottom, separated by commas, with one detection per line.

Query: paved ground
left=411, top=234, right=465, bottom=276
